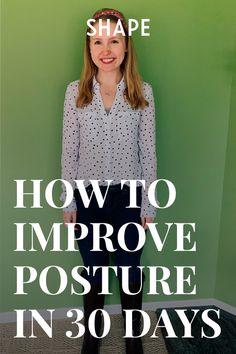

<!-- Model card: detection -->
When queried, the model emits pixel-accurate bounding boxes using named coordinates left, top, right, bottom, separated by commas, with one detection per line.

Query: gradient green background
left=1, top=0, right=236, bottom=312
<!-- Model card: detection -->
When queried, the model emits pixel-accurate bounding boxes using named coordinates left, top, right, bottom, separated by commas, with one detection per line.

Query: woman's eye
left=111, top=40, right=119, bottom=44
left=94, top=40, right=101, bottom=45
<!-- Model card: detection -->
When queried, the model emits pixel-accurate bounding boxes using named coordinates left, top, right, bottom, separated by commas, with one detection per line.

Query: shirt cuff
left=60, top=192, right=77, bottom=212
left=140, top=189, right=158, bottom=217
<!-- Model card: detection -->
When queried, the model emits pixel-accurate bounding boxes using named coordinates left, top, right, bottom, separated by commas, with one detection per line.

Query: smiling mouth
left=100, top=58, right=116, bottom=64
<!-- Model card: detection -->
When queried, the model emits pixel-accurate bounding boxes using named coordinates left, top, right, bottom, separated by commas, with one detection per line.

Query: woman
left=61, top=8, right=157, bottom=354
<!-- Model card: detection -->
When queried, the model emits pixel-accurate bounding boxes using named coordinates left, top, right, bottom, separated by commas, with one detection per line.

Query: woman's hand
left=141, top=216, right=155, bottom=230
left=63, top=211, right=78, bottom=230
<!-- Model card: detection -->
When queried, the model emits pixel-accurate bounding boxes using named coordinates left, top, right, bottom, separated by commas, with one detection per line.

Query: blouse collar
left=92, top=75, right=126, bottom=92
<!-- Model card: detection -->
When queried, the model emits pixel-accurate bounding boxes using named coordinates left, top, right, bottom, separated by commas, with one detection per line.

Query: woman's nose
left=102, top=44, right=111, bottom=54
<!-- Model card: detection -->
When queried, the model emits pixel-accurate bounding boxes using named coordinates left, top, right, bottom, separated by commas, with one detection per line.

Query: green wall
left=1, top=0, right=236, bottom=312
left=215, top=39, right=236, bottom=305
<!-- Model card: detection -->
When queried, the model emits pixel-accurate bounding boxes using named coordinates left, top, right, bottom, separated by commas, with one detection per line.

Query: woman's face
left=89, top=20, right=127, bottom=73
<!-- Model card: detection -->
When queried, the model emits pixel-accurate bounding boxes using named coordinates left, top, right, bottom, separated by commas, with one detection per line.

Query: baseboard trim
left=0, top=298, right=235, bottom=323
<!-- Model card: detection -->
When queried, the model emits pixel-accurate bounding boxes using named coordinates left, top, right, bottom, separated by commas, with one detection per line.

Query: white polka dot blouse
left=60, top=76, right=157, bottom=217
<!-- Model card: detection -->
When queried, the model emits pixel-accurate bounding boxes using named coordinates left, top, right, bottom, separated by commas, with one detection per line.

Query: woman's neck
left=96, top=70, right=123, bottom=86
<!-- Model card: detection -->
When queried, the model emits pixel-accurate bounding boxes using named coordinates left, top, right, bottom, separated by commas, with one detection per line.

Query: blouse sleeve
left=60, top=81, right=80, bottom=211
left=138, top=83, right=158, bottom=217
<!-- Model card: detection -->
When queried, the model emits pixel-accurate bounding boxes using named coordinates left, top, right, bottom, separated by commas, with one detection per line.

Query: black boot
left=81, top=283, right=105, bottom=354
left=119, top=277, right=144, bottom=354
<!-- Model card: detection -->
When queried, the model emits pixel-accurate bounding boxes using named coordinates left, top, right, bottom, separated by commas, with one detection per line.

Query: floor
left=0, top=310, right=168, bottom=354
left=157, top=306, right=236, bottom=354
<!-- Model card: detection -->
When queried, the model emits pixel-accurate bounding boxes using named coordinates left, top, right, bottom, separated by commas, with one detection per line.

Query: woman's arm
left=138, top=82, right=158, bottom=219
left=60, top=80, right=80, bottom=212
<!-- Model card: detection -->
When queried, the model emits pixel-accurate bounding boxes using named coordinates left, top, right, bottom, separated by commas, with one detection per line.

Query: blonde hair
left=77, top=8, right=148, bottom=109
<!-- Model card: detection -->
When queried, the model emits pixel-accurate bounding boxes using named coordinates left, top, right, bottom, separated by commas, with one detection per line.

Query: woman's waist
left=84, top=182, right=142, bottom=192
